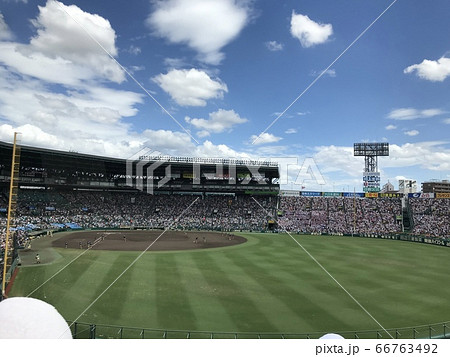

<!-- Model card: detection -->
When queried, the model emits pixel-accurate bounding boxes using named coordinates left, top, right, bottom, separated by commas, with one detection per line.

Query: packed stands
left=410, top=198, right=450, bottom=238
left=278, top=195, right=403, bottom=235
left=1, top=189, right=276, bottom=233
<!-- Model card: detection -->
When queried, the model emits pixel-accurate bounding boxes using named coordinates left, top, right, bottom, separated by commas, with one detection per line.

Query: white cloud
left=185, top=109, right=247, bottom=137
left=164, top=57, right=187, bottom=69
left=387, top=107, right=445, bottom=120
left=147, top=0, right=251, bottom=65
left=194, top=140, right=251, bottom=159
left=31, top=1, right=117, bottom=55
left=128, top=65, right=145, bottom=74
left=0, top=13, right=13, bottom=40
left=310, top=69, right=336, bottom=77
left=405, top=129, right=419, bottom=136
left=30, top=1, right=124, bottom=83
left=0, top=42, right=96, bottom=86
left=394, top=175, right=408, bottom=182
left=285, top=128, right=297, bottom=134
left=272, top=112, right=293, bottom=119
left=290, top=12, right=333, bottom=48
left=0, top=2, right=255, bottom=162
left=0, top=60, right=143, bottom=159
left=0, top=119, right=254, bottom=162
left=313, top=145, right=360, bottom=176
left=0, top=123, right=63, bottom=149
left=126, top=45, right=141, bottom=55
left=71, top=86, right=142, bottom=118
left=386, top=142, right=450, bottom=171
left=385, top=124, right=397, bottom=130
left=265, top=41, right=283, bottom=51
left=444, top=118, right=450, bottom=124
left=141, top=129, right=194, bottom=152
left=309, top=142, right=450, bottom=186
left=421, top=108, right=445, bottom=117
left=0, top=69, right=250, bottom=161
left=324, top=69, right=336, bottom=77
left=0, top=1, right=124, bottom=86
left=404, top=56, right=450, bottom=82
left=152, top=68, right=228, bottom=106
left=250, top=132, right=282, bottom=145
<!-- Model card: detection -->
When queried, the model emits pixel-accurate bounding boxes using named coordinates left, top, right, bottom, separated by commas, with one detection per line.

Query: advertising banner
left=323, top=192, right=342, bottom=197
left=343, top=192, right=365, bottom=198
left=408, top=193, right=435, bottom=198
left=379, top=193, right=403, bottom=198
left=363, top=172, right=381, bottom=182
left=436, top=192, right=450, bottom=198
left=280, top=190, right=300, bottom=196
left=301, top=191, right=322, bottom=197
left=363, top=187, right=380, bottom=192
left=365, top=192, right=379, bottom=198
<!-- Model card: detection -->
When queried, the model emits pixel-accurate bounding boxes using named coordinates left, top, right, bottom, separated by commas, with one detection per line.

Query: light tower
left=353, top=142, right=389, bottom=193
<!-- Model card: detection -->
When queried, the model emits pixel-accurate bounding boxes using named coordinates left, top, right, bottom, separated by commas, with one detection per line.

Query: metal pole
left=2, top=132, right=19, bottom=297
left=353, top=187, right=356, bottom=235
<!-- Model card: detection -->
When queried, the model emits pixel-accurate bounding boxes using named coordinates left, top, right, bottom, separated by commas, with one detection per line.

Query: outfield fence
left=68, top=321, right=450, bottom=339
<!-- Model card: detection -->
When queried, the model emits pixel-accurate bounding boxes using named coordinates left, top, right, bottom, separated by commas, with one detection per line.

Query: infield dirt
left=51, top=230, right=247, bottom=252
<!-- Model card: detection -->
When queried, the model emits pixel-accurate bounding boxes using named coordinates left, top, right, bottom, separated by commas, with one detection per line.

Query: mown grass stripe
left=88, top=254, right=140, bottom=322
left=154, top=253, right=198, bottom=331
left=175, top=252, right=236, bottom=332
left=223, top=249, right=367, bottom=332
left=54, top=252, right=124, bottom=322
left=19, top=250, right=101, bottom=300
left=192, top=252, right=278, bottom=333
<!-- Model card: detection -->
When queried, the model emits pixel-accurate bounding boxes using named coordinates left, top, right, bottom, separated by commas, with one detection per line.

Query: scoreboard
left=363, top=171, right=381, bottom=192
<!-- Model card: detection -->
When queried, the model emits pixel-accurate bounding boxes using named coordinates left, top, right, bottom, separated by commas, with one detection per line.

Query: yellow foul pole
left=353, top=187, right=356, bottom=236
left=2, top=132, right=21, bottom=298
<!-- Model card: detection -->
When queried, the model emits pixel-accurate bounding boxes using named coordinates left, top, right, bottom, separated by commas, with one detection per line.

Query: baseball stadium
left=1, top=139, right=449, bottom=339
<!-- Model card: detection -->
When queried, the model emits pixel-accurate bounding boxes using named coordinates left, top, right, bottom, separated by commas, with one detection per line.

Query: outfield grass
left=9, top=232, right=450, bottom=337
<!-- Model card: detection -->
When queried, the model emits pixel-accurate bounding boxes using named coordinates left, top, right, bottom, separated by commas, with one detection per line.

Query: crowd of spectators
left=1, top=190, right=449, bottom=262
left=278, top=196, right=403, bottom=235
left=410, top=198, right=450, bottom=238
left=0, top=189, right=276, bottom=235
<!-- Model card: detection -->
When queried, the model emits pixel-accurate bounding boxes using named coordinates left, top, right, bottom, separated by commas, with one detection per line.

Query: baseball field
left=8, top=231, right=450, bottom=338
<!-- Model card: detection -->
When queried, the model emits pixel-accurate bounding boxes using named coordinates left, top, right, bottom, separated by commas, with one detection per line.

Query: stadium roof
left=0, top=141, right=280, bottom=193
left=0, top=140, right=125, bottom=175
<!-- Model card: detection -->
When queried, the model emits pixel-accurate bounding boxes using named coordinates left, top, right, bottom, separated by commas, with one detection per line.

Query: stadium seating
left=278, top=196, right=402, bottom=235
left=1, top=190, right=276, bottom=234
left=1, top=191, right=449, bottom=264
left=410, top=198, right=450, bottom=238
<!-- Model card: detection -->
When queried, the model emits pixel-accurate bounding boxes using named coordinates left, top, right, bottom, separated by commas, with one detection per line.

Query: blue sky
left=0, top=0, right=449, bottom=191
